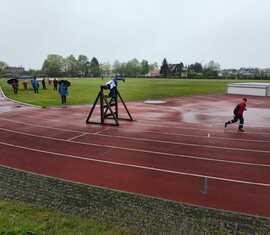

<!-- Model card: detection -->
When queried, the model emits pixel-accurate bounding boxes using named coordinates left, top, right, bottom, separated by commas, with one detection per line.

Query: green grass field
left=0, top=199, right=129, bottom=235
left=0, top=78, right=241, bottom=107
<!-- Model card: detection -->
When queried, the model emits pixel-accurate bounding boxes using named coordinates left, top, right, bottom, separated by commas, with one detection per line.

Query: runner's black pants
left=228, top=115, right=244, bottom=129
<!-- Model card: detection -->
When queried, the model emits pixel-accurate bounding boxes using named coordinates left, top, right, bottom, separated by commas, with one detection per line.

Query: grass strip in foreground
left=0, top=199, right=130, bottom=235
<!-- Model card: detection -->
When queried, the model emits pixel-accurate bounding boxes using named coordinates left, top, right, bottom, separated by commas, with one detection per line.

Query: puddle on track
left=180, top=104, right=270, bottom=127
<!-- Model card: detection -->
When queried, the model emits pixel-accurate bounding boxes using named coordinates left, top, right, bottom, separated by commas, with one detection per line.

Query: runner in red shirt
left=225, top=98, right=247, bottom=132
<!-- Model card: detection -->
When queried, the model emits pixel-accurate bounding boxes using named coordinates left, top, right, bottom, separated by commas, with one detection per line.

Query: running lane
left=1, top=143, right=270, bottom=217
left=0, top=129, right=269, bottom=185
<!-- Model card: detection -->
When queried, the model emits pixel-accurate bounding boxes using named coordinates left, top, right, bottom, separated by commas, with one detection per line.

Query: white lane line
left=93, top=127, right=111, bottom=135
left=2, top=100, right=269, bottom=135
left=95, top=134, right=270, bottom=153
left=140, top=130, right=270, bottom=143
left=67, top=133, right=89, bottom=141
left=0, top=117, right=85, bottom=134
left=1, top=117, right=270, bottom=146
left=95, top=132, right=270, bottom=154
left=0, top=118, right=270, bottom=150
left=0, top=140, right=270, bottom=188
left=0, top=127, right=270, bottom=168
left=0, top=87, right=40, bottom=108
left=0, top=117, right=249, bottom=137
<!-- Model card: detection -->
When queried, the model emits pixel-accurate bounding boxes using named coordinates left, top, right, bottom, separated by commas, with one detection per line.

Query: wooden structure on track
left=86, top=85, right=133, bottom=126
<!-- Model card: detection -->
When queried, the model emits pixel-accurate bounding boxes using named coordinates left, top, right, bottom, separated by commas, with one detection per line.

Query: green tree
left=188, top=62, right=203, bottom=73
left=0, top=61, right=8, bottom=76
left=78, top=55, right=89, bottom=77
left=193, top=62, right=203, bottom=73
left=206, top=60, right=220, bottom=71
left=90, top=57, right=101, bottom=77
left=64, top=55, right=79, bottom=77
left=113, top=60, right=125, bottom=75
left=100, top=62, right=111, bottom=77
left=202, top=60, right=220, bottom=78
left=42, top=54, right=64, bottom=77
left=160, top=58, right=169, bottom=77
left=141, top=60, right=149, bottom=75
left=125, top=58, right=141, bottom=77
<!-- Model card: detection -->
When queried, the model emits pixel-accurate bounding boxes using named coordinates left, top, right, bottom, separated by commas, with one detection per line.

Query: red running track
left=0, top=94, right=270, bottom=217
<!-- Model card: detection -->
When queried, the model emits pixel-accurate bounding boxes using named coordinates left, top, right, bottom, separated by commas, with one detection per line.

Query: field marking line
left=67, top=133, right=89, bottom=141
left=139, top=130, right=270, bottom=143
left=0, top=117, right=270, bottom=145
left=0, top=117, right=87, bottom=134
left=93, top=127, right=111, bottom=135
left=0, top=113, right=270, bottom=143
left=15, top=105, right=270, bottom=132
left=0, top=87, right=41, bottom=108
left=3, top=110, right=270, bottom=135
left=1, top=140, right=270, bottom=188
left=0, top=87, right=6, bottom=99
left=96, top=134, right=270, bottom=153
left=94, top=133, right=270, bottom=153
left=0, top=127, right=270, bottom=168
left=2, top=92, right=269, bottom=133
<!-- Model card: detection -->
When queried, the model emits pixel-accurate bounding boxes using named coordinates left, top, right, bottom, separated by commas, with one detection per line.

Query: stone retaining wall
left=0, top=165, right=269, bottom=234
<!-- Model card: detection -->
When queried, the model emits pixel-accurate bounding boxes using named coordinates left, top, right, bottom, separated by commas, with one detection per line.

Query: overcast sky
left=1, top=0, right=270, bottom=69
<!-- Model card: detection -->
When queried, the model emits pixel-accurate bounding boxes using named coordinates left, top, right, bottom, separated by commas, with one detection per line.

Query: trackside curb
left=0, top=86, right=41, bottom=108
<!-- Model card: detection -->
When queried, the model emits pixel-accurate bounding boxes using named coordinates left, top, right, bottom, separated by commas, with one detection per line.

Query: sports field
left=1, top=78, right=270, bottom=233
left=0, top=78, right=238, bottom=107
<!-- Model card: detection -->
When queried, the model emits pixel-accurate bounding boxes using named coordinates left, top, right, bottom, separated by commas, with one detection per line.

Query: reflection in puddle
left=0, top=106, right=13, bottom=113
left=182, top=112, right=201, bottom=124
left=181, top=107, right=270, bottom=127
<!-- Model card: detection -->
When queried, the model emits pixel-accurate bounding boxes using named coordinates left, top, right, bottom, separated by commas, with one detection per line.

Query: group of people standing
left=9, top=77, right=69, bottom=105
left=31, top=77, right=59, bottom=93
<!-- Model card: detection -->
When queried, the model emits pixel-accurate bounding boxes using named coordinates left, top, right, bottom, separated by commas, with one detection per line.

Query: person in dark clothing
left=225, top=98, right=247, bottom=132
left=32, top=77, right=39, bottom=94
left=58, top=82, right=68, bottom=104
left=11, top=80, right=18, bottom=94
left=41, top=79, right=46, bottom=90
left=53, top=78, right=58, bottom=90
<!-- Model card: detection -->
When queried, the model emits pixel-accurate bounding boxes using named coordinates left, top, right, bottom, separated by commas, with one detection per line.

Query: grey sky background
left=0, top=0, right=270, bottom=69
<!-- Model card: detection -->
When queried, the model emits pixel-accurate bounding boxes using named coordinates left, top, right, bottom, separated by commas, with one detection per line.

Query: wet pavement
left=0, top=88, right=31, bottom=113
left=166, top=98, right=270, bottom=128
left=0, top=89, right=269, bottom=128
left=132, top=96, right=270, bottom=130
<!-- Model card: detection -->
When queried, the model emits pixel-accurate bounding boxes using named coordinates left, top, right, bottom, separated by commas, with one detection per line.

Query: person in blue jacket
left=32, top=77, right=39, bottom=94
left=58, top=82, right=68, bottom=104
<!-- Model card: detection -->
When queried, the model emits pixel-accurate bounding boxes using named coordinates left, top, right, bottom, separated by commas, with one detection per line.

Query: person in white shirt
left=106, top=74, right=125, bottom=98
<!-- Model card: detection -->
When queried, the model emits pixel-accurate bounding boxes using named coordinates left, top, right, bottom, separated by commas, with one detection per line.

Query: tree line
left=1, top=56, right=269, bottom=79
left=42, top=54, right=101, bottom=77
left=159, top=58, right=221, bottom=78
left=0, top=55, right=215, bottom=78
left=40, top=55, right=220, bottom=78
left=37, top=55, right=157, bottom=78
